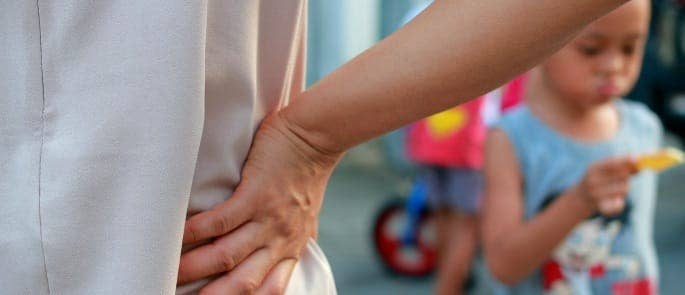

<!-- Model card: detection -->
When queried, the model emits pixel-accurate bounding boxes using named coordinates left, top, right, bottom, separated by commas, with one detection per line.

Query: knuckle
left=262, top=246, right=279, bottom=263
left=185, top=221, right=199, bottom=243
left=271, top=208, right=289, bottom=223
left=214, top=243, right=238, bottom=271
left=277, top=222, right=298, bottom=239
left=212, top=212, right=231, bottom=236
left=236, top=279, right=259, bottom=295
left=272, top=216, right=299, bottom=239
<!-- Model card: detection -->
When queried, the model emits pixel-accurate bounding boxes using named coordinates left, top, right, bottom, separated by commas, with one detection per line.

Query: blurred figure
left=403, top=3, right=525, bottom=294
left=406, top=98, right=486, bottom=294
left=402, top=4, right=482, bottom=294
left=404, top=79, right=525, bottom=295
left=481, top=1, right=662, bottom=294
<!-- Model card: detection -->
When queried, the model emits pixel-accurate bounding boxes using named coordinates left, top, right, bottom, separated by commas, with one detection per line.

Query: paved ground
left=317, top=137, right=685, bottom=294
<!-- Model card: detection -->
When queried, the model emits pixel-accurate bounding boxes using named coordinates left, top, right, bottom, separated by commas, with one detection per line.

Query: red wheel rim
left=374, top=206, right=437, bottom=276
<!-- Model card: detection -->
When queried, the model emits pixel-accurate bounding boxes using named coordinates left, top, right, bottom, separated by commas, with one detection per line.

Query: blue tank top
left=492, top=100, right=662, bottom=294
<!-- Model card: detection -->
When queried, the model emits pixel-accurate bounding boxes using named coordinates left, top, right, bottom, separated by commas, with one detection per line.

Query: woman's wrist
left=274, top=110, right=344, bottom=167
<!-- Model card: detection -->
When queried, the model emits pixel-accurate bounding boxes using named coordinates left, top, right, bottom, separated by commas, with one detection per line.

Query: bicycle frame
left=401, top=178, right=429, bottom=245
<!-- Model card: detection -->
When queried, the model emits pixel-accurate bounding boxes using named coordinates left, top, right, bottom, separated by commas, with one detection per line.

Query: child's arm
left=481, top=129, right=593, bottom=284
left=481, top=129, right=637, bottom=285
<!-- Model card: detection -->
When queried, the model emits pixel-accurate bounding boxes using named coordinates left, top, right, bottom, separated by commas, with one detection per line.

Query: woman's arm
left=181, top=0, right=633, bottom=292
left=480, top=129, right=594, bottom=285
left=282, top=0, right=629, bottom=153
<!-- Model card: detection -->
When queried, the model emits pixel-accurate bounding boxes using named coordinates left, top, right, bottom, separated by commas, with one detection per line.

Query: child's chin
left=587, top=94, right=617, bottom=106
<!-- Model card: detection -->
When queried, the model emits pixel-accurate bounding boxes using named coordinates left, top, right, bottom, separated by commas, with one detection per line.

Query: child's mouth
left=598, top=82, right=621, bottom=97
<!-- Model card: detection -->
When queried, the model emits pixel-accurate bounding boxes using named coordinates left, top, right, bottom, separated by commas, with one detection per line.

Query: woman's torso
left=0, top=1, right=333, bottom=294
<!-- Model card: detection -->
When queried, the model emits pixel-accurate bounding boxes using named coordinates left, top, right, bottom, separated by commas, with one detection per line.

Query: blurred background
left=307, top=1, right=685, bottom=294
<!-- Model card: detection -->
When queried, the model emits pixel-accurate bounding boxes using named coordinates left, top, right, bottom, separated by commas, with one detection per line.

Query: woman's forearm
left=488, top=189, right=595, bottom=285
left=281, top=0, right=628, bottom=153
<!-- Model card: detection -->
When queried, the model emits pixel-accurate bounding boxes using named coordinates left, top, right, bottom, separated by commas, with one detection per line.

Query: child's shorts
left=420, top=166, right=483, bottom=214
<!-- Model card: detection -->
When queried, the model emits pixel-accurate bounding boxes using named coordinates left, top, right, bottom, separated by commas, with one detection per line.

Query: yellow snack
left=637, top=148, right=685, bottom=171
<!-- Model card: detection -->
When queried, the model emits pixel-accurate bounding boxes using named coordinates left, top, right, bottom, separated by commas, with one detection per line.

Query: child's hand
left=573, top=156, right=639, bottom=216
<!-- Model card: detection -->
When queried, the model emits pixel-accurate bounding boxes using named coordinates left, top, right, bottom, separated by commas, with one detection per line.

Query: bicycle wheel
left=372, top=197, right=437, bottom=277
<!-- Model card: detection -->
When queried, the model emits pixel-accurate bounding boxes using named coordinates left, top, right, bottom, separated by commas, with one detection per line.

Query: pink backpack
left=406, top=74, right=527, bottom=168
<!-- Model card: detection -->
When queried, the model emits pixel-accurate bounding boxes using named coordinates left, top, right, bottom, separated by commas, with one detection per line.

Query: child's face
left=541, top=0, right=650, bottom=107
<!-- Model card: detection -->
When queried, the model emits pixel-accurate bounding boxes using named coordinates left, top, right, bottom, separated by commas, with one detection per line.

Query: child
left=481, top=0, right=661, bottom=294
left=406, top=97, right=486, bottom=295
left=405, top=80, right=525, bottom=295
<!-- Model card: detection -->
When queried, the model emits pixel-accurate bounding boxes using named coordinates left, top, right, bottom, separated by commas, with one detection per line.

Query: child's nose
left=597, top=52, right=624, bottom=76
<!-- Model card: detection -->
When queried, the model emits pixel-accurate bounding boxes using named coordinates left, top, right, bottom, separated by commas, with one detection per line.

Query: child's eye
left=579, top=46, right=600, bottom=56
left=622, top=45, right=636, bottom=56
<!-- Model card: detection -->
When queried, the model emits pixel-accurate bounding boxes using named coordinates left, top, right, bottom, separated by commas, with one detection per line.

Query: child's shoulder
left=620, top=99, right=663, bottom=136
left=495, top=104, right=530, bottom=126
left=489, top=105, right=539, bottom=155
left=492, top=104, right=532, bottom=136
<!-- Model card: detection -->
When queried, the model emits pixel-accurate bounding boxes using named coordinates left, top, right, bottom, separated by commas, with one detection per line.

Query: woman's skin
left=178, top=0, right=631, bottom=293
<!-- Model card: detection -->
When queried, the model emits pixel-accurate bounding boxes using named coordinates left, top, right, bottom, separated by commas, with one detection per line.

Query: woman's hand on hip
left=177, top=112, right=342, bottom=294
